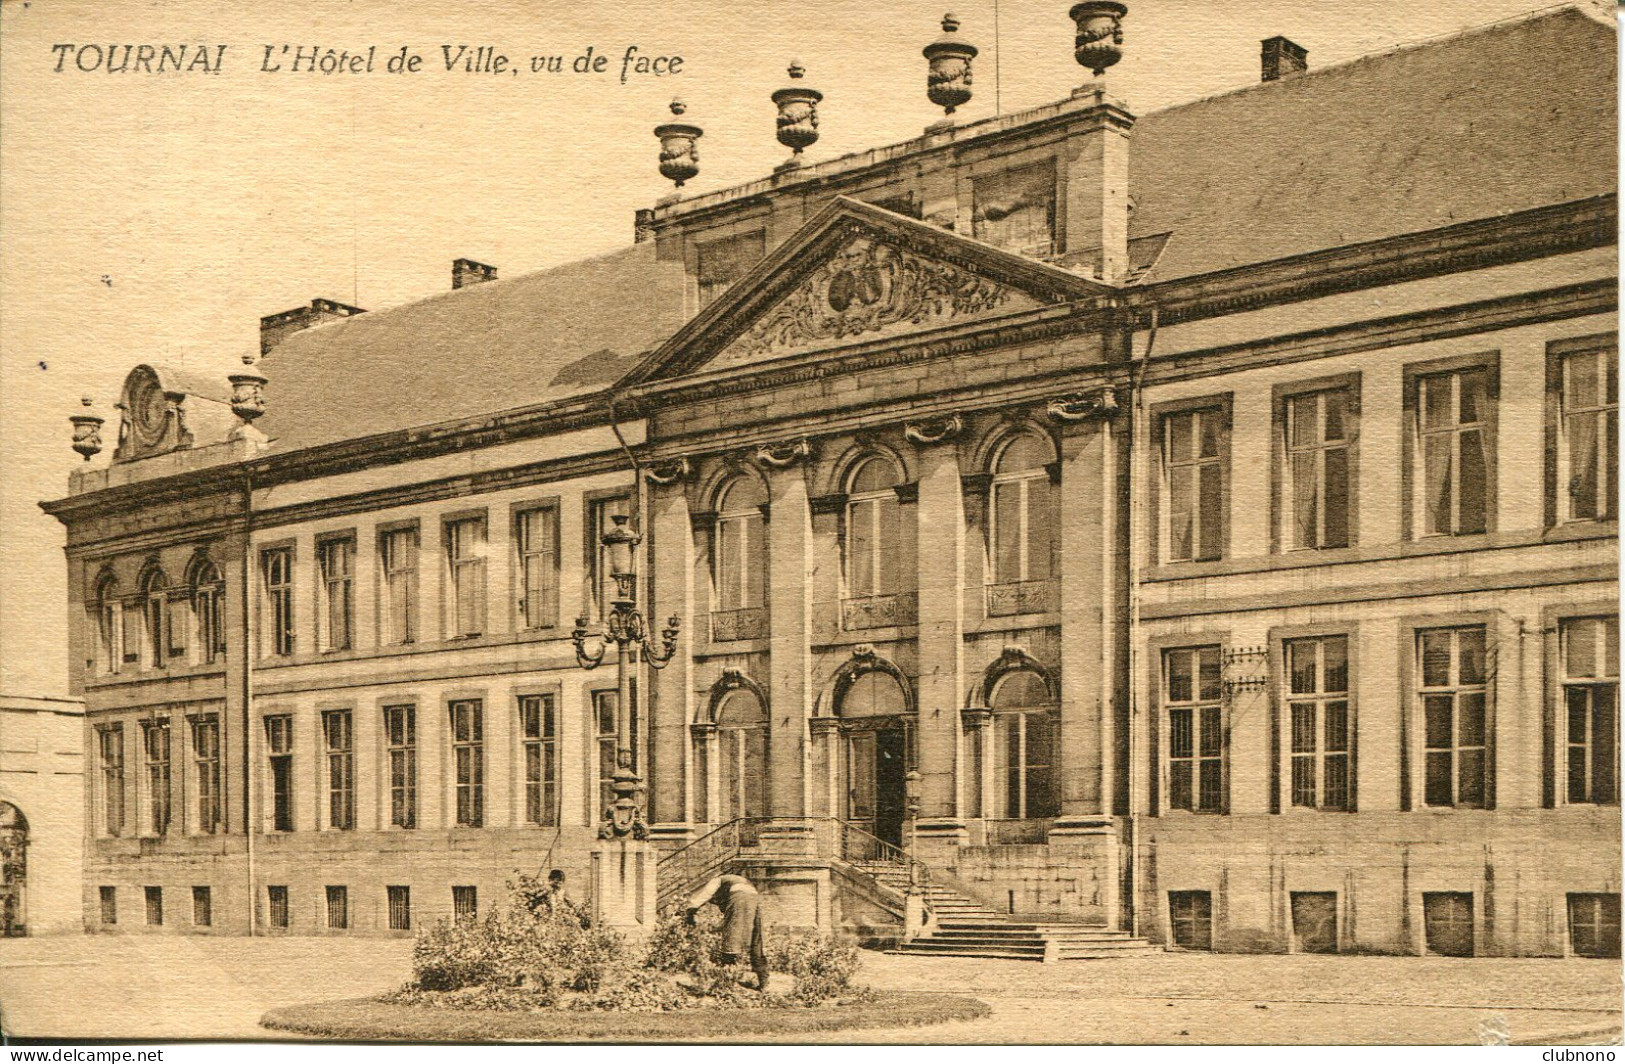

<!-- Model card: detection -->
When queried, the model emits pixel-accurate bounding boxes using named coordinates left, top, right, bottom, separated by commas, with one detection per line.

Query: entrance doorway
left=846, top=727, right=908, bottom=848
left=0, top=802, right=27, bottom=937
left=1291, top=891, right=1339, bottom=954
left=834, top=660, right=915, bottom=850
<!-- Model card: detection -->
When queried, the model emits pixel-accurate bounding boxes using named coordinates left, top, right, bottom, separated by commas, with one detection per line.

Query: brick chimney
left=259, top=298, right=366, bottom=358
left=1261, top=36, right=1308, bottom=81
left=452, top=258, right=498, bottom=289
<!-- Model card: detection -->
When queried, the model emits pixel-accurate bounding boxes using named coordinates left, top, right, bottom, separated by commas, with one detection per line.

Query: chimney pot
left=259, top=298, right=365, bottom=358
left=452, top=258, right=498, bottom=289
left=1261, top=36, right=1307, bottom=81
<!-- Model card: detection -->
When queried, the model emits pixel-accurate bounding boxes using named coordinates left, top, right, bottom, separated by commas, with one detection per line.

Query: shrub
left=765, top=928, right=866, bottom=1005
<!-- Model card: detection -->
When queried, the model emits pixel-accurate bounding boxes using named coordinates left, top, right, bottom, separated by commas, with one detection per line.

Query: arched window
left=989, top=434, right=1055, bottom=586
left=715, top=687, right=768, bottom=821
left=845, top=456, right=904, bottom=599
left=989, top=669, right=1058, bottom=819
left=190, top=559, right=226, bottom=666
left=713, top=477, right=768, bottom=615
left=138, top=566, right=169, bottom=670
left=835, top=663, right=916, bottom=847
left=93, top=573, right=122, bottom=676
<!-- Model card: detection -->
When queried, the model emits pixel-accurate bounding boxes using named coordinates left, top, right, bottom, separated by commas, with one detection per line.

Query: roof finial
left=1069, top=2, right=1127, bottom=80
left=654, top=96, right=703, bottom=189
left=772, top=60, right=822, bottom=170
left=925, top=12, right=979, bottom=123
left=70, top=396, right=104, bottom=462
left=227, top=351, right=269, bottom=448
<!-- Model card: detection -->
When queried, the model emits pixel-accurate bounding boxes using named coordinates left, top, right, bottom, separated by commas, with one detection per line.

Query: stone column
left=1049, top=394, right=1123, bottom=835
left=762, top=441, right=814, bottom=817
left=908, top=418, right=968, bottom=852
left=646, top=468, right=696, bottom=842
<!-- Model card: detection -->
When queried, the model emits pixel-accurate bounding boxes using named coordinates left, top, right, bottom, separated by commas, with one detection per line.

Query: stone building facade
left=44, top=6, right=1619, bottom=955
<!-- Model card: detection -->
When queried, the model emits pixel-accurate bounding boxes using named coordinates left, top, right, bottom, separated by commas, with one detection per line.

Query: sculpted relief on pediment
left=709, top=236, right=1039, bottom=369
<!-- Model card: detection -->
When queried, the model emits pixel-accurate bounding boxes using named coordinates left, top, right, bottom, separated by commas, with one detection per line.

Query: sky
left=0, top=0, right=1611, bottom=698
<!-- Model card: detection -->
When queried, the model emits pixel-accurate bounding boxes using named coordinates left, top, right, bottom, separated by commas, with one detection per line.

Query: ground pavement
left=0, top=935, right=1617, bottom=1044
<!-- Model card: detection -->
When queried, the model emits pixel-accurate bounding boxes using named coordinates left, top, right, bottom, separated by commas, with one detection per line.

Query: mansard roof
left=245, top=5, right=1615, bottom=458
left=257, top=241, right=687, bottom=453
left=1127, top=5, right=1615, bottom=281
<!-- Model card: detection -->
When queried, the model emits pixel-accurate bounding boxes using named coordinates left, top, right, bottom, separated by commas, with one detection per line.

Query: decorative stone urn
left=654, top=98, right=702, bottom=189
left=69, top=396, right=104, bottom=462
left=1069, top=1, right=1127, bottom=78
left=771, top=61, right=822, bottom=167
left=227, top=353, right=268, bottom=429
left=924, top=14, right=977, bottom=117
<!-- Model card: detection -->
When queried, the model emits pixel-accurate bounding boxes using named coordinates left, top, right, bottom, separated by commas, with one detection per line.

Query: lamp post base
left=590, top=837, right=659, bottom=940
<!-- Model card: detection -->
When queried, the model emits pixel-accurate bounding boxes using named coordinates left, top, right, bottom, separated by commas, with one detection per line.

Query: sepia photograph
left=0, top=0, right=1618, bottom=1048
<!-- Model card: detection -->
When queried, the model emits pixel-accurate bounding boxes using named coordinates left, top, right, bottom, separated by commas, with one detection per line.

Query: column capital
left=1047, top=387, right=1121, bottom=425
left=904, top=413, right=963, bottom=446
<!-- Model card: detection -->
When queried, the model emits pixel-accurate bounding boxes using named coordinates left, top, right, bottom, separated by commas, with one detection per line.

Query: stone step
left=897, top=942, right=1048, bottom=958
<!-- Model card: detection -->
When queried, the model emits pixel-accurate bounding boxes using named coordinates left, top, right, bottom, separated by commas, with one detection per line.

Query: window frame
left=1401, top=352, right=1500, bottom=541
left=585, top=493, right=633, bottom=621
left=986, top=434, right=1058, bottom=590
left=843, top=455, right=907, bottom=600
left=449, top=698, right=485, bottom=828
left=711, top=477, right=769, bottom=615
left=512, top=502, right=561, bottom=632
left=1271, top=374, right=1361, bottom=553
left=1149, top=395, right=1233, bottom=566
left=377, top=523, right=420, bottom=647
left=987, top=670, right=1059, bottom=821
left=1546, top=335, right=1618, bottom=527
left=190, top=561, right=226, bottom=666
left=1411, top=623, right=1493, bottom=810
left=140, top=716, right=172, bottom=837
left=95, top=722, right=125, bottom=838
left=382, top=703, right=417, bottom=830
left=321, top=707, right=355, bottom=831
left=1156, top=643, right=1227, bottom=815
left=315, top=535, right=356, bottom=652
left=442, top=513, right=488, bottom=640
left=260, top=545, right=296, bottom=658
left=189, top=713, right=222, bottom=835
left=1273, top=630, right=1356, bottom=813
left=1556, top=614, right=1619, bottom=807
left=264, top=713, right=295, bottom=833
left=517, top=691, right=559, bottom=827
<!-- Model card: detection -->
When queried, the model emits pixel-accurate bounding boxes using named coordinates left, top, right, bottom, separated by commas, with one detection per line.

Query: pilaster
left=647, top=471, right=696, bottom=828
left=910, top=423, right=967, bottom=836
left=763, top=446, right=814, bottom=816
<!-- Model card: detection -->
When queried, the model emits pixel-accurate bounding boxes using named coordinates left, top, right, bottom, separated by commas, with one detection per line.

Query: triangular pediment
left=622, top=197, right=1116, bottom=385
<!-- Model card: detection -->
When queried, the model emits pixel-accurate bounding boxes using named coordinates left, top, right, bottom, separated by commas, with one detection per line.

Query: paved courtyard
left=0, top=935, right=1617, bottom=1045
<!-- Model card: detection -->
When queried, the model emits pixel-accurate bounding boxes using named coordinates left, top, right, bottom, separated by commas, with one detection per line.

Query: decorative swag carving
left=728, top=237, right=1016, bottom=360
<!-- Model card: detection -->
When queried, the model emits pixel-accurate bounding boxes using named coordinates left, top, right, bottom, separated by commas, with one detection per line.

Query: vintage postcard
left=0, top=0, right=1619, bottom=1048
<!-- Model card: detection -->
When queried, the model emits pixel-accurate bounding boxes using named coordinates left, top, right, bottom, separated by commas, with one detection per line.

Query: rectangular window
left=97, top=724, right=125, bottom=838
left=99, top=886, right=117, bottom=926
left=515, top=507, right=559, bottom=630
left=194, top=583, right=225, bottom=665
left=262, top=548, right=295, bottom=657
left=1423, top=892, right=1475, bottom=956
left=192, top=886, right=211, bottom=928
left=1557, top=345, right=1618, bottom=522
left=594, top=688, right=638, bottom=820
left=317, top=537, right=355, bottom=652
left=384, top=704, right=417, bottom=829
left=190, top=714, right=221, bottom=834
left=445, top=518, right=487, bottom=638
left=1414, top=367, right=1492, bottom=537
left=452, top=886, right=477, bottom=925
left=165, top=594, right=188, bottom=661
left=1291, top=892, right=1338, bottom=954
left=1561, top=616, right=1619, bottom=805
left=1282, top=388, right=1353, bottom=550
left=145, top=591, right=166, bottom=669
left=1569, top=893, right=1622, bottom=959
left=1168, top=890, right=1213, bottom=950
left=589, top=496, right=632, bottom=619
left=697, top=230, right=766, bottom=306
left=267, top=885, right=289, bottom=929
left=1418, top=626, right=1489, bottom=808
left=144, top=886, right=163, bottom=927
left=141, top=718, right=171, bottom=836
left=971, top=162, right=1057, bottom=256
left=450, top=699, right=484, bottom=828
left=1164, top=647, right=1223, bottom=813
left=1284, top=636, right=1352, bottom=811
left=98, top=599, right=121, bottom=675
left=379, top=527, right=418, bottom=645
left=326, top=885, right=349, bottom=930
left=265, top=714, right=294, bottom=832
left=519, top=694, right=558, bottom=827
left=1161, top=407, right=1228, bottom=563
left=323, top=709, right=354, bottom=830
left=990, top=711, right=1057, bottom=820
left=387, top=885, right=411, bottom=931
left=121, top=597, right=142, bottom=666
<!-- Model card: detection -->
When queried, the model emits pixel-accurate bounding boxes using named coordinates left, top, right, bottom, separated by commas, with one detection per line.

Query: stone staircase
left=855, top=863, right=1163, bottom=962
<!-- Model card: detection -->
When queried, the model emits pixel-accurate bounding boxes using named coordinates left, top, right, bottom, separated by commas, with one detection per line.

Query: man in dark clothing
left=686, top=873, right=770, bottom=991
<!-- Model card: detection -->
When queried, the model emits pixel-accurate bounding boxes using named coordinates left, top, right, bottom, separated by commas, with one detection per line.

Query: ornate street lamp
left=572, top=513, right=680, bottom=840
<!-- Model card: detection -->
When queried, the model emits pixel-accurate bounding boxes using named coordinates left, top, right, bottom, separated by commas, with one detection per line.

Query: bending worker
left=686, top=873, right=770, bottom=992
